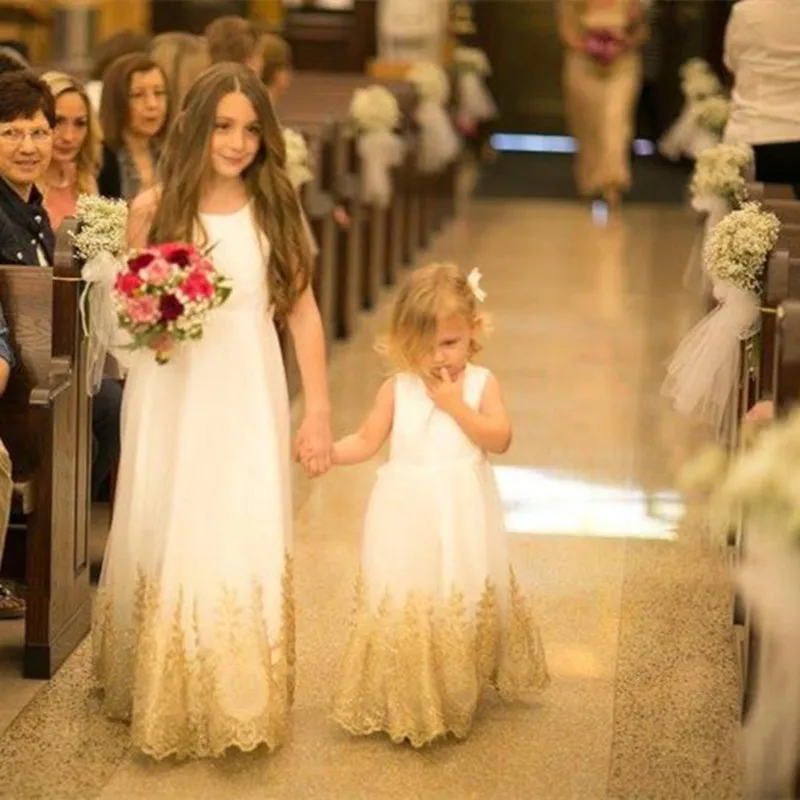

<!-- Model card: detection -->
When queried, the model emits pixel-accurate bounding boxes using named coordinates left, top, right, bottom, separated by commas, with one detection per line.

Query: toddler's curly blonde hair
left=377, top=262, right=490, bottom=373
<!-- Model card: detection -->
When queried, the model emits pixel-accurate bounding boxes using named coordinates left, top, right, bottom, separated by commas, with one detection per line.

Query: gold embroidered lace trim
left=92, top=555, right=295, bottom=761
left=330, top=567, right=549, bottom=748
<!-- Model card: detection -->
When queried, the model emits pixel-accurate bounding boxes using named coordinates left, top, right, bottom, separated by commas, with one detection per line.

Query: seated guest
left=723, top=0, right=800, bottom=146
left=0, top=72, right=122, bottom=501
left=205, top=16, right=264, bottom=74
left=86, top=30, right=151, bottom=114
left=260, top=33, right=293, bottom=104
left=0, top=306, right=20, bottom=619
left=97, top=54, right=169, bottom=202
left=149, top=32, right=209, bottom=112
left=40, top=72, right=102, bottom=230
left=0, top=46, right=27, bottom=75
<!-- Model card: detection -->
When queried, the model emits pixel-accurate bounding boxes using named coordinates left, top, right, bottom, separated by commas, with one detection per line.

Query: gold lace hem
left=330, top=567, right=549, bottom=748
left=92, top=555, right=296, bottom=761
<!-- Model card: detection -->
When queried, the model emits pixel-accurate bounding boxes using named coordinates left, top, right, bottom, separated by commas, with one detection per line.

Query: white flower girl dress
left=331, top=364, right=549, bottom=746
left=92, top=204, right=294, bottom=760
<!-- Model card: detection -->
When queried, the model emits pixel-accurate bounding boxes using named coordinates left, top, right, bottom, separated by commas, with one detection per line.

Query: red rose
left=114, top=271, right=143, bottom=297
left=180, top=269, right=214, bottom=301
left=158, top=243, right=194, bottom=267
left=160, top=293, right=185, bottom=323
left=128, top=252, right=156, bottom=273
left=158, top=242, right=195, bottom=267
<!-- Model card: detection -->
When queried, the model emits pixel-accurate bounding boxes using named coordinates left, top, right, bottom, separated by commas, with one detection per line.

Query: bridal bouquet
left=113, top=243, right=232, bottom=364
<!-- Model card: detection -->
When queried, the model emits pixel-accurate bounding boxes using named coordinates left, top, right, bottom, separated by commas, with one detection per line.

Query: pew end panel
left=0, top=219, right=92, bottom=679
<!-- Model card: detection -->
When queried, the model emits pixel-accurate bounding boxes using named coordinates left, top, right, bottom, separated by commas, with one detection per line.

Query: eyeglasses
left=0, top=128, right=52, bottom=146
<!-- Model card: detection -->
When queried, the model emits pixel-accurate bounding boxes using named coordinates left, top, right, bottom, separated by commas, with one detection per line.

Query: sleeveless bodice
left=198, top=205, right=271, bottom=316
left=388, top=364, right=489, bottom=467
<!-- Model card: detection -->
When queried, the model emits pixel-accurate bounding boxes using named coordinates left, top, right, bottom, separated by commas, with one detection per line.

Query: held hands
left=294, top=409, right=334, bottom=478
left=425, top=368, right=465, bottom=416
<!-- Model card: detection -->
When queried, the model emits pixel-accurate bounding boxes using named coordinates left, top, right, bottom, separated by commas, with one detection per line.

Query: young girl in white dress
left=330, top=263, right=549, bottom=747
left=92, top=63, right=333, bottom=761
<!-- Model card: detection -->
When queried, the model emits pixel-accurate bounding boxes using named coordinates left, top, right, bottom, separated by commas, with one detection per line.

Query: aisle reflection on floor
left=496, top=466, right=683, bottom=540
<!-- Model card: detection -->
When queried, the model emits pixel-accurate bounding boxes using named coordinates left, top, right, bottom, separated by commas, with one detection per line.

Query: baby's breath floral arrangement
left=694, top=95, right=731, bottom=136
left=350, top=85, right=401, bottom=133
left=452, top=46, right=491, bottom=76
left=407, top=61, right=450, bottom=106
left=690, top=143, right=753, bottom=207
left=703, top=202, right=780, bottom=292
left=680, top=58, right=723, bottom=101
left=681, top=407, right=800, bottom=551
left=71, top=195, right=128, bottom=261
left=282, top=128, right=314, bottom=190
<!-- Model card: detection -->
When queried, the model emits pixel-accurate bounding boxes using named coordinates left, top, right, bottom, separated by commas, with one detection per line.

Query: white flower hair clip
left=467, top=268, right=487, bottom=303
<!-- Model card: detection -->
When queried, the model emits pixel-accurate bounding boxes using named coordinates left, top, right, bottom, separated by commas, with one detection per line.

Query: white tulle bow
left=658, top=101, right=721, bottom=161
left=415, top=99, right=461, bottom=174
left=457, top=71, right=497, bottom=126
left=79, top=251, right=123, bottom=396
left=683, top=195, right=731, bottom=291
left=662, top=279, right=759, bottom=437
left=357, top=130, right=405, bottom=208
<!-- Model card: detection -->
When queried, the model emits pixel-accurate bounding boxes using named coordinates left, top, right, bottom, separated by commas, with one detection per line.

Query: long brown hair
left=149, top=62, right=312, bottom=320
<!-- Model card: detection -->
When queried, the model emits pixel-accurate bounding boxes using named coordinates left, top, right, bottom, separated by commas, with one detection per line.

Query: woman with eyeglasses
left=39, top=71, right=103, bottom=230
left=97, top=53, right=170, bottom=202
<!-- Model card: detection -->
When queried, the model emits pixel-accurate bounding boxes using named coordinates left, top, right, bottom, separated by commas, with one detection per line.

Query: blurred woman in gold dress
left=559, top=0, right=649, bottom=207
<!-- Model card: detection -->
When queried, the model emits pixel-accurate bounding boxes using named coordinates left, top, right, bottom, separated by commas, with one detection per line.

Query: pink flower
left=143, top=258, right=174, bottom=287
left=125, top=295, right=160, bottom=325
left=180, top=269, right=214, bottom=301
left=114, top=271, right=143, bottom=298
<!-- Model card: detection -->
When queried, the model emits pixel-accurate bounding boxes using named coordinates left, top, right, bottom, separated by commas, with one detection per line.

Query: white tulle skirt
left=92, top=305, right=294, bottom=761
left=331, top=459, right=549, bottom=747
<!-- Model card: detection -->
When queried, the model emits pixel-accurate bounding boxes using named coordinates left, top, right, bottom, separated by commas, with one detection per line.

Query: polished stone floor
left=0, top=198, right=742, bottom=799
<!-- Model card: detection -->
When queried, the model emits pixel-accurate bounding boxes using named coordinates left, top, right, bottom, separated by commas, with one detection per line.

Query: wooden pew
left=0, top=220, right=92, bottom=679
left=280, top=73, right=422, bottom=320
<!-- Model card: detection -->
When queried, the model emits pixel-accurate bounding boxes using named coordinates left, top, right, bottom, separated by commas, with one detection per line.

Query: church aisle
left=0, top=200, right=741, bottom=800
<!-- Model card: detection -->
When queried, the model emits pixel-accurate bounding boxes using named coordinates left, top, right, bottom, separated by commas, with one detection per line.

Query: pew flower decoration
left=682, top=142, right=753, bottom=292
left=282, top=127, right=314, bottom=191
left=662, top=203, right=780, bottom=437
left=680, top=58, right=722, bottom=102
left=113, top=243, right=232, bottom=365
left=680, top=405, right=800, bottom=796
left=407, top=61, right=461, bottom=174
left=350, top=85, right=405, bottom=209
left=73, top=195, right=128, bottom=395
left=690, top=142, right=753, bottom=210
left=695, top=95, right=731, bottom=137
left=659, top=58, right=725, bottom=161
left=451, top=46, right=498, bottom=137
